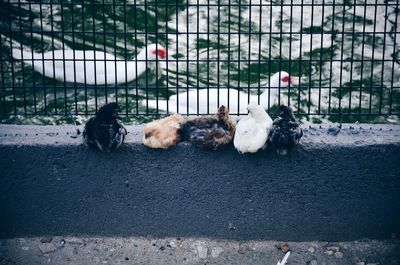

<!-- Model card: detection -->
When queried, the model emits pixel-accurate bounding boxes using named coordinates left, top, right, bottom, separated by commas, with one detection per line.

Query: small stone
left=334, top=251, right=343, bottom=258
left=21, top=246, right=29, bottom=251
left=38, top=243, right=58, bottom=254
left=40, top=237, right=53, bottom=243
left=308, top=247, right=315, bottom=253
left=366, top=263, right=377, bottom=265
left=310, top=260, right=318, bottom=265
left=324, top=250, right=334, bottom=256
left=326, top=246, right=340, bottom=252
left=238, top=244, right=250, bottom=255
left=64, top=238, right=84, bottom=245
left=196, top=244, right=208, bottom=259
left=160, top=239, right=167, bottom=246
left=211, top=246, right=224, bottom=258
left=228, top=223, right=237, bottom=230
left=356, top=262, right=365, bottom=265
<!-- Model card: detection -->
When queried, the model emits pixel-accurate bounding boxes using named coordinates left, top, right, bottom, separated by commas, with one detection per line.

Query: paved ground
left=0, top=237, right=399, bottom=265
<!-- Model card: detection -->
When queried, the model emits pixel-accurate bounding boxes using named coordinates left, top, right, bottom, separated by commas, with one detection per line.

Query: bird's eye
left=281, top=76, right=290, bottom=83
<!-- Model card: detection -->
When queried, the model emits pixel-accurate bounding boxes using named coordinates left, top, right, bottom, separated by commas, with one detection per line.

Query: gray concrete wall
left=0, top=124, right=399, bottom=241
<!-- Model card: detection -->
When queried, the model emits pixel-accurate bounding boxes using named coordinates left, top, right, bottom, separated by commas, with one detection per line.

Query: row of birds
left=83, top=102, right=303, bottom=155
left=11, top=42, right=303, bottom=152
left=12, top=43, right=300, bottom=114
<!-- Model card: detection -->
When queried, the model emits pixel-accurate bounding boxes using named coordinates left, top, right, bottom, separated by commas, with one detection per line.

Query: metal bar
left=297, top=0, right=304, bottom=115
left=196, top=0, right=200, bottom=114
left=256, top=0, right=262, bottom=106
left=134, top=0, right=139, bottom=115
left=0, top=36, right=6, bottom=115
left=38, top=1, right=47, bottom=115
left=338, top=2, right=347, bottom=116
left=369, top=0, right=379, bottom=115
left=389, top=0, right=399, bottom=115
left=348, top=1, right=357, bottom=115
left=247, top=0, right=252, bottom=107
left=71, top=2, right=78, bottom=115
left=165, top=0, right=169, bottom=114
left=227, top=0, right=231, bottom=111
left=91, top=2, right=98, bottom=111
left=28, top=1, right=37, bottom=114
left=60, top=1, right=67, bottom=115
left=268, top=0, right=273, bottom=111
left=317, top=0, right=325, bottom=115
left=186, top=0, right=189, bottom=114
left=379, top=2, right=389, bottom=114
left=81, top=3, right=88, bottom=115
left=359, top=0, right=368, bottom=115
left=113, top=0, right=118, bottom=104
left=308, top=0, right=315, bottom=115
left=288, top=0, right=293, bottom=108
left=17, top=0, right=26, bottom=115
left=102, top=0, right=108, bottom=104
left=123, top=0, right=128, bottom=115
left=144, top=0, right=149, bottom=115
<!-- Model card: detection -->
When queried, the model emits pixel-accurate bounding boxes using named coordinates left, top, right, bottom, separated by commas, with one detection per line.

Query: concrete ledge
left=0, top=124, right=400, bottom=241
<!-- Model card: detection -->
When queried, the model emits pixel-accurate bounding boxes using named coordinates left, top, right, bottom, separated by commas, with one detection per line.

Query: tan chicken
left=143, top=114, right=185, bottom=149
left=181, top=106, right=236, bottom=150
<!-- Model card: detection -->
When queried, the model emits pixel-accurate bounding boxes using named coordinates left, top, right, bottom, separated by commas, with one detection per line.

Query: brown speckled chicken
left=143, top=114, right=185, bottom=149
left=181, top=106, right=236, bottom=150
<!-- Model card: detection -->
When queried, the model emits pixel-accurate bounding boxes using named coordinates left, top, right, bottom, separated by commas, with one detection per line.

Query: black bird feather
left=269, top=105, right=303, bottom=155
left=83, top=103, right=127, bottom=152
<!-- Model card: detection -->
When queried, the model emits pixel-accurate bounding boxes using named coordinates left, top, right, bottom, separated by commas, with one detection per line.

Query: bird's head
left=216, top=105, right=229, bottom=121
left=96, top=103, right=120, bottom=121
left=270, top=71, right=300, bottom=88
left=276, top=105, right=295, bottom=120
left=247, top=103, right=268, bottom=120
left=146, top=44, right=167, bottom=60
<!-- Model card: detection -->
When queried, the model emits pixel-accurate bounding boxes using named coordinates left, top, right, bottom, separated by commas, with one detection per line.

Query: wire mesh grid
left=0, top=0, right=399, bottom=124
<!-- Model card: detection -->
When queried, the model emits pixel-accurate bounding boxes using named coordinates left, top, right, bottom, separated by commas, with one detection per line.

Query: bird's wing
left=235, top=118, right=268, bottom=152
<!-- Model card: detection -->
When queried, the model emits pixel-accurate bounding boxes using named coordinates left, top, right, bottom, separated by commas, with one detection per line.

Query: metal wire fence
left=0, top=0, right=399, bottom=124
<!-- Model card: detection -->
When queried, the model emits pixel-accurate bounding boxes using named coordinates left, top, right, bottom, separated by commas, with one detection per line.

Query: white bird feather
left=11, top=42, right=166, bottom=85
left=142, top=71, right=299, bottom=115
left=233, top=103, right=273, bottom=153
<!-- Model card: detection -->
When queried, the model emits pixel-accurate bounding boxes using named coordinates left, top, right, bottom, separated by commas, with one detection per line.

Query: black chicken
left=269, top=105, right=303, bottom=155
left=83, top=103, right=127, bottom=152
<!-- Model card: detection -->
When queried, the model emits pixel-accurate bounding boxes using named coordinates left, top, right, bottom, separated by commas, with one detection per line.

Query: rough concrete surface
left=0, top=124, right=400, bottom=241
left=0, top=236, right=399, bottom=265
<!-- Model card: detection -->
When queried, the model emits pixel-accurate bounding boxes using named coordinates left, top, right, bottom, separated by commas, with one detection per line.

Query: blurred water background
left=0, top=0, right=399, bottom=124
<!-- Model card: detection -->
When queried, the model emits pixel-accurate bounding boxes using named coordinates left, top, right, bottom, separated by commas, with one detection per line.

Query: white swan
left=11, top=43, right=166, bottom=85
left=142, top=71, right=299, bottom=115
left=233, top=103, right=273, bottom=154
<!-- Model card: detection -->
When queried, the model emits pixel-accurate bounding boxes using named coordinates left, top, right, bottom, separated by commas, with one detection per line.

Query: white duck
left=11, top=44, right=166, bottom=85
left=233, top=103, right=273, bottom=154
left=142, top=71, right=299, bottom=115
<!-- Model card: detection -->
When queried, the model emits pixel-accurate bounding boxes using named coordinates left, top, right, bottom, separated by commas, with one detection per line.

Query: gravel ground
left=0, top=237, right=399, bottom=265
